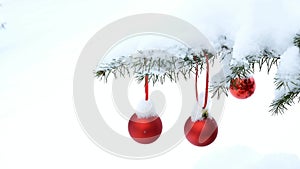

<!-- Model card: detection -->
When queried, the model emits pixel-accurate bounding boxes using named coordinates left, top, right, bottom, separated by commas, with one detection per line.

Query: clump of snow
left=275, top=46, right=300, bottom=99
left=230, top=0, right=300, bottom=62
left=101, top=35, right=187, bottom=64
left=210, top=70, right=229, bottom=89
left=277, top=47, right=300, bottom=79
left=191, top=102, right=204, bottom=122
left=210, top=37, right=234, bottom=89
left=191, top=92, right=212, bottom=122
left=132, top=48, right=182, bottom=59
left=135, top=99, right=157, bottom=119
left=184, top=0, right=300, bottom=63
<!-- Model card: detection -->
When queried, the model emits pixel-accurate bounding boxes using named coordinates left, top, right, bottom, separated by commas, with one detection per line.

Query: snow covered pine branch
left=95, top=34, right=300, bottom=114
left=270, top=35, right=300, bottom=114
left=95, top=48, right=213, bottom=84
left=213, top=35, right=300, bottom=114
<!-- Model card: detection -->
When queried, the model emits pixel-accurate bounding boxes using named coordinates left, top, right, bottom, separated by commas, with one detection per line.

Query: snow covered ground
left=1, top=0, right=300, bottom=168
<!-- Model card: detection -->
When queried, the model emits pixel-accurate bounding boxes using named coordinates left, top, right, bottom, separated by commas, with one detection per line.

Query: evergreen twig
left=95, top=49, right=209, bottom=85
left=270, top=90, right=300, bottom=115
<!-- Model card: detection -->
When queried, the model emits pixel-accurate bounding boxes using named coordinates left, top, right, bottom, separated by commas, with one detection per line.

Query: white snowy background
left=1, top=0, right=300, bottom=168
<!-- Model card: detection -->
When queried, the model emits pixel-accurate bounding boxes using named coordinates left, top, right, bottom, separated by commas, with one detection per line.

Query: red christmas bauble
left=229, top=77, right=256, bottom=99
left=128, top=113, right=163, bottom=144
left=184, top=117, right=218, bottom=146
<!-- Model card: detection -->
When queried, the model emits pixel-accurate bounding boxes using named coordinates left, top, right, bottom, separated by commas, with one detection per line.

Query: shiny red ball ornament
left=229, top=77, right=256, bottom=99
left=128, top=113, right=163, bottom=144
left=184, top=117, right=218, bottom=146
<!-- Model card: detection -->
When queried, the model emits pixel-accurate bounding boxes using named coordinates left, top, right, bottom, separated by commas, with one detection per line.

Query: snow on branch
left=209, top=36, right=280, bottom=99
left=95, top=48, right=213, bottom=85
left=271, top=46, right=300, bottom=114
left=270, top=89, right=300, bottom=115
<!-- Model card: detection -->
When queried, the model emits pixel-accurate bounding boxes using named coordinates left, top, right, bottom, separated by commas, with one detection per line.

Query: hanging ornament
left=184, top=54, right=218, bottom=147
left=128, top=75, right=163, bottom=144
left=128, top=112, right=162, bottom=144
left=229, top=77, right=256, bottom=99
left=184, top=111, right=218, bottom=146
